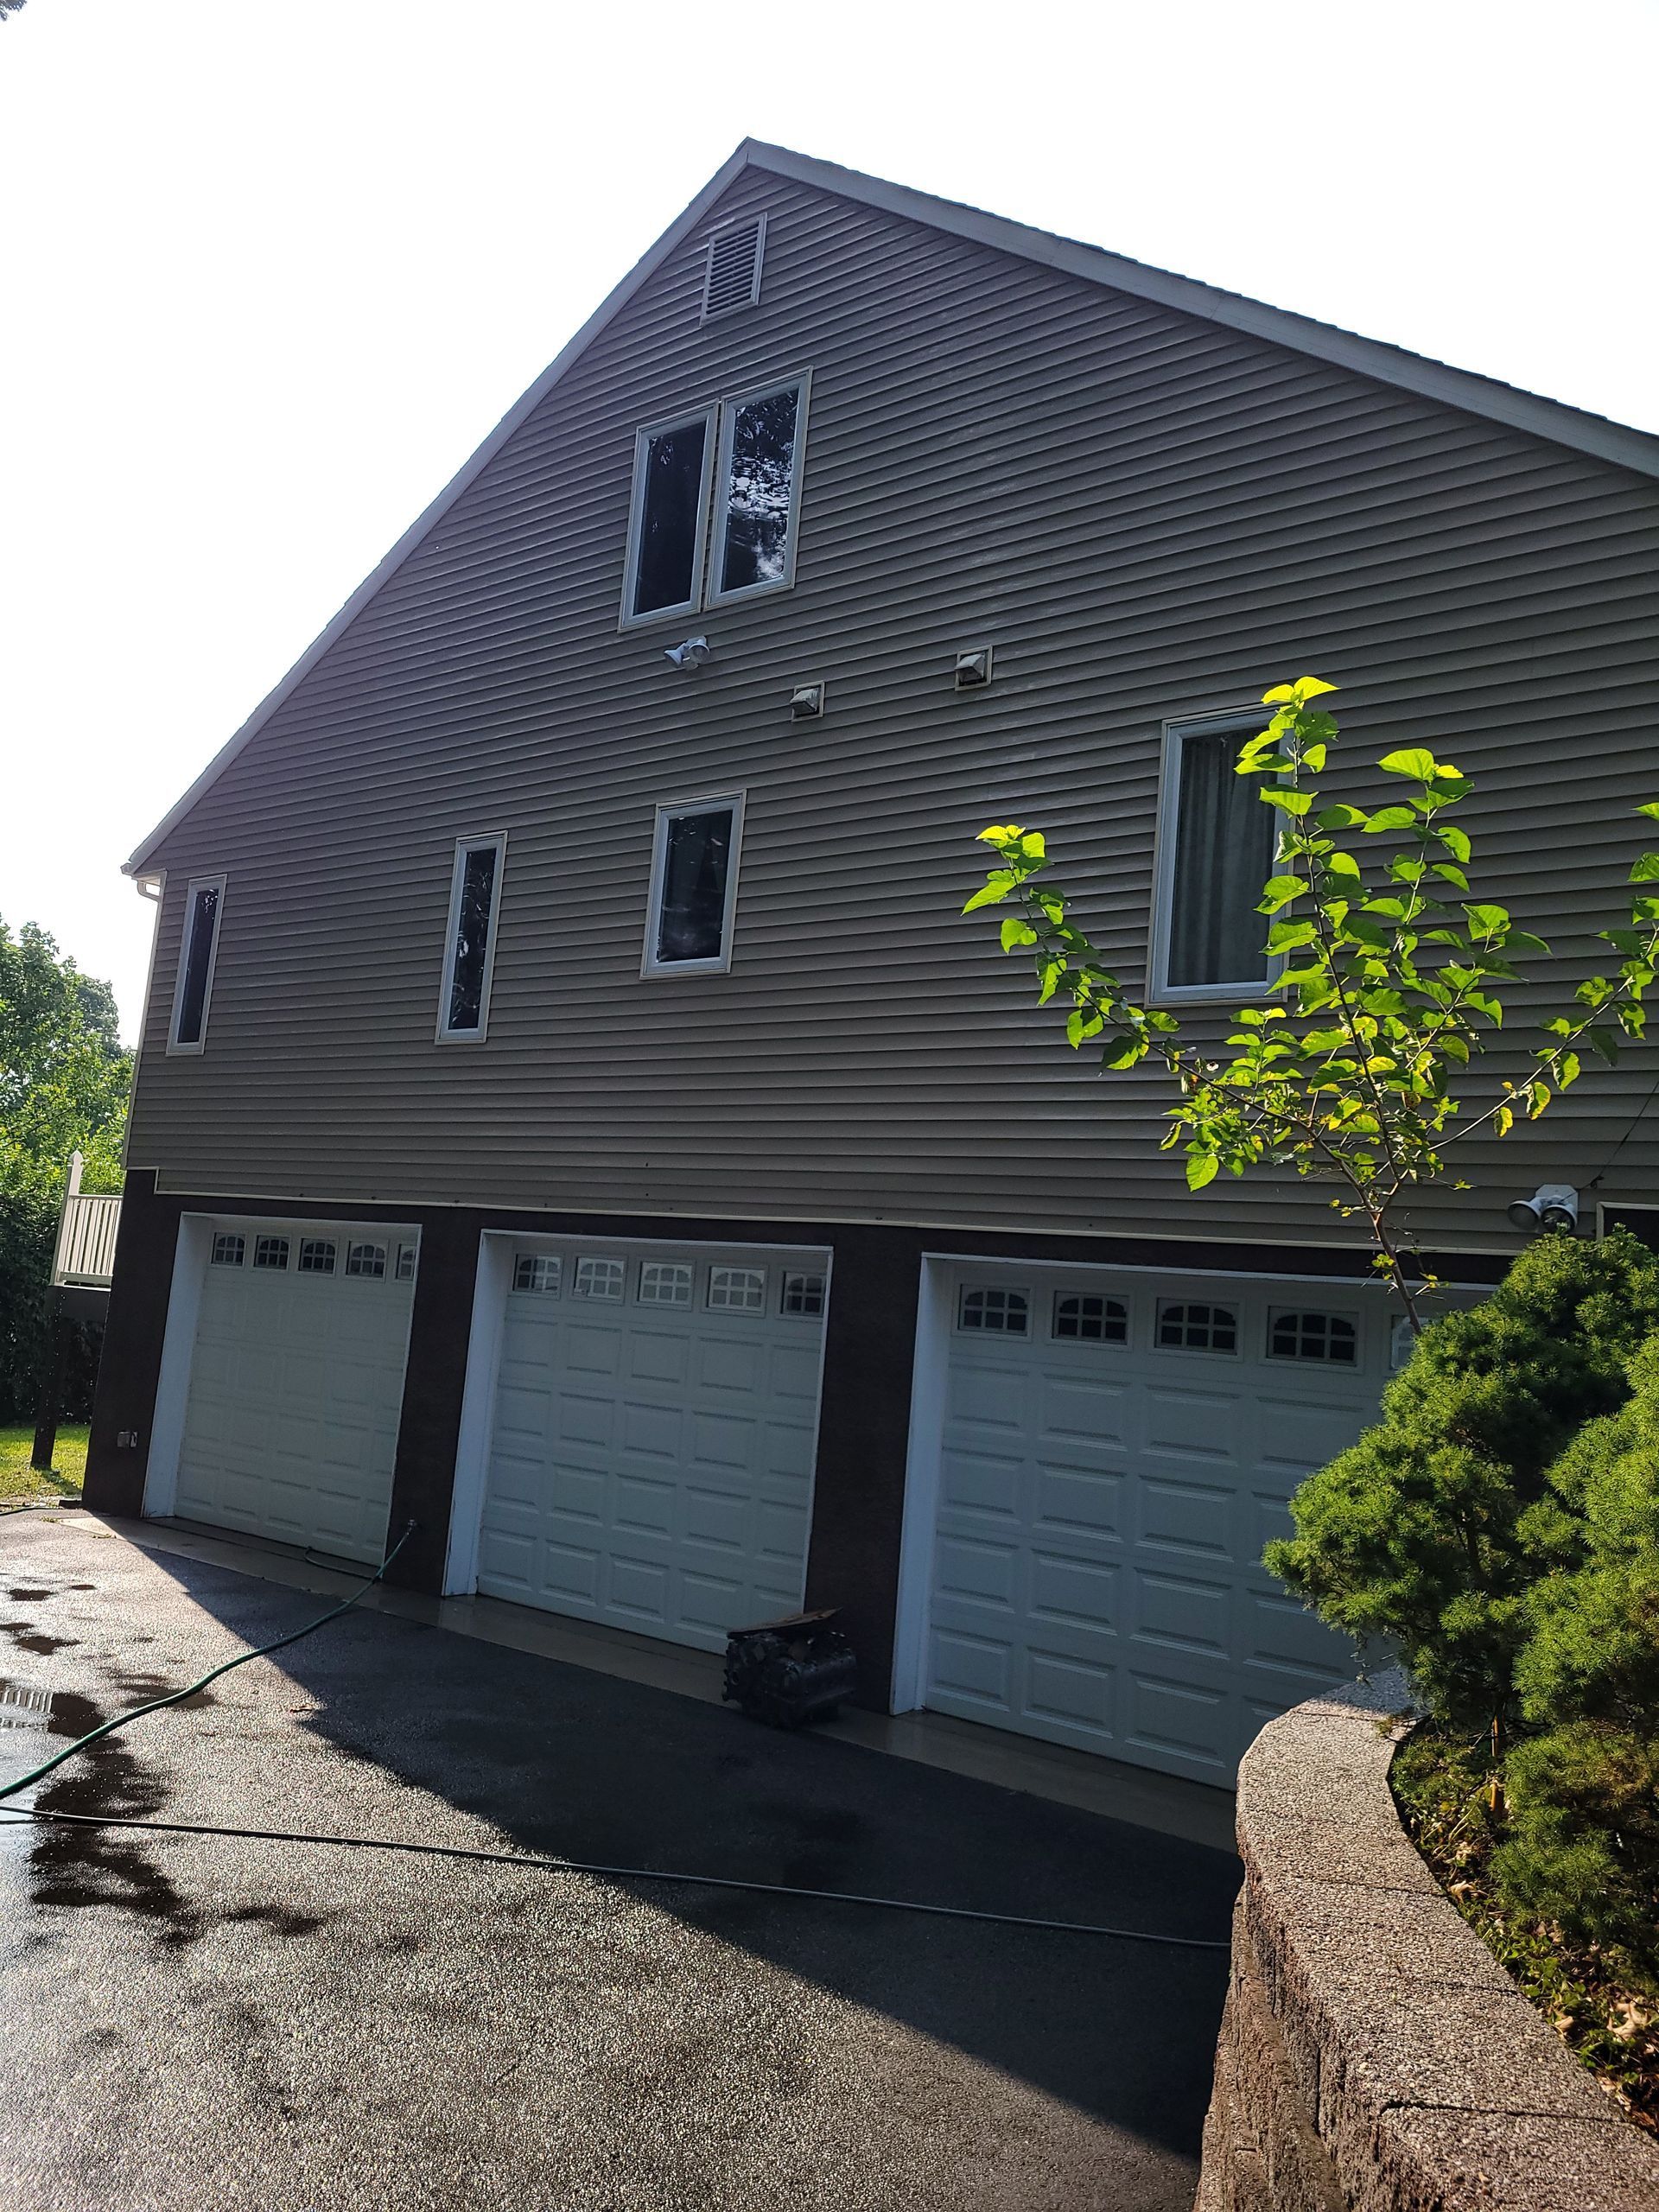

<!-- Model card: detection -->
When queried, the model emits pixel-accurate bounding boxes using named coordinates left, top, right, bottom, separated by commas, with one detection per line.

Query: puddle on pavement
left=0, top=1674, right=326, bottom=1952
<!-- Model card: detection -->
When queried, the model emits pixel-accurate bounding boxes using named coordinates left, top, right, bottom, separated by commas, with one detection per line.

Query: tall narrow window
left=622, top=410, right=715, bottom=623
left=1154, top=718, right=1278, bottom=996
left=643, top=796, right=743, bottom=975
left=713, top=379, right=805, bottom=601
left=168, top=874, right=226, bottom=1052
left=437, top=833, right=506, bottom=1042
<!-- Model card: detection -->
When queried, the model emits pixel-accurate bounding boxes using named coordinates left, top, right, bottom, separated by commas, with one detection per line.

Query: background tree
left=967, top=678, right=1659, bottom=1327
left=0, top=919, right=132, bottom=1421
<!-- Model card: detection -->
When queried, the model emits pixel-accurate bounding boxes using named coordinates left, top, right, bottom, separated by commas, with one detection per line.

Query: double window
left=620, top=375, right=809, bottom=626
left=168, top=874, right=226, bottom=1053
left=437, top=833, right=506, bottom=1042
left=643, top=794, right=744, bottom=975
left=1150, top=715, right=1279, bottom=1000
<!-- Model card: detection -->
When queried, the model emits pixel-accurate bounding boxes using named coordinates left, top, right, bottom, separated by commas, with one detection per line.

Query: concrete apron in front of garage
left=0, top=1513, right=1237, bottom=2212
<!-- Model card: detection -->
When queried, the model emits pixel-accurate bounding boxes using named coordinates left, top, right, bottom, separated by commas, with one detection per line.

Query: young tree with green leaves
left=967, top=677, right=1659, bottom=1328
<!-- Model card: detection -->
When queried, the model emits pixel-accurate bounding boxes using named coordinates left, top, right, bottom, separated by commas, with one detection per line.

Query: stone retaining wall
left=1195, top=1674, right=1659, bottom=2210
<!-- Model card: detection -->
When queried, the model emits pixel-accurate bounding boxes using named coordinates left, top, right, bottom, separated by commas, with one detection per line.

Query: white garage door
left=922, top=1262, right=1401, bottom=1783
left=476, top=1237, right=830, bottom=1651
left=174, top=1218, right=418, bottom=1564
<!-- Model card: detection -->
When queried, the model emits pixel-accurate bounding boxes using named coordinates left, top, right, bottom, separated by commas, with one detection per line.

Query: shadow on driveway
left=7, top=1535, right=1239, bottom=2191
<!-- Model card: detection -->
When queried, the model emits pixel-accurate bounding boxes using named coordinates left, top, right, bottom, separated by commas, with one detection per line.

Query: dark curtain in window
left=1166, top=731, right=1277, bottom=988
left=448, top=844, right=499, bottom=1030
left=633, top=420, right=707, bottom=614
left=720, top=387, right=798, bottom=593
left=175, top=882, right=220, bottom=1043
left=656, top=809, right=732, bottom=963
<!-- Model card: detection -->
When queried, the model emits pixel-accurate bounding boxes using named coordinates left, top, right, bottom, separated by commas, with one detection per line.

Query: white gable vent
left=701, top=214, right=766, bottom=321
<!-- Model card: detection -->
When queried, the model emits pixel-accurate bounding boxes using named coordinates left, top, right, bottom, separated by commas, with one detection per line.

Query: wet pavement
left=0, top=1514, right=1237, bottom=2211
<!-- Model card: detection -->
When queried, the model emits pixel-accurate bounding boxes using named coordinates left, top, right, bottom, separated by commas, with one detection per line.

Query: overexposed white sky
left=5, top=0, right=1656, bottom=1039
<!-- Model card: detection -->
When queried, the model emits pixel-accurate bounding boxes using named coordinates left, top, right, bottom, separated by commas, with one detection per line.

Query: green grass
left=0, top=1423, right=87, bottom=1507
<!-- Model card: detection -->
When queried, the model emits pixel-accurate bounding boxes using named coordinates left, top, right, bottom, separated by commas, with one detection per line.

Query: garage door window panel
left=253, top=1236, right=290, bottom=1271
left=298, top=1239, right=337, bottom=1277
left=958, top=1286, right=1029, bottom=1335
left=211, top=1233, right=245, bottom=1268
left=708, top=1266, right=765, bottom=1313
left=1153, top=717, right=1278, bottom=999
left=1054, top=1293, right=1128, bottom=1344
left=1155, top=1300, right=1237, bottom=1352
left=644, top=797, right=744, bottom=975
left=346, top=1243, right=386, bottom=1280
left=639, top=1262, right=694, bottom=1307
left=781, top=1270, right=825, bottom=1318
left=1268, top=1309, right=1359, bottom=1363
left=513, top=1254, right=561, bottom=1294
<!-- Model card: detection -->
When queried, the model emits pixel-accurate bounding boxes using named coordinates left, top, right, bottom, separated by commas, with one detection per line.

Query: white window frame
left=1147, top=708, right=1280, bottom=1007
left=700, top=212, right=767, bottom=322
left=640, top=791, right=746, bottom=979
left=167, top=872, right=227, bottom=1055
left=618, top=404, right=719, bottom=631
left=435, top=831, right=507, bottom=1046
left=706, top=370, right=812, bottom=609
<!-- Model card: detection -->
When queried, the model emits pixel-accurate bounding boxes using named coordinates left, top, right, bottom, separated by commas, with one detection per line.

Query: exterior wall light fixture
left=1506, top=1184, right=1580, bottom=1233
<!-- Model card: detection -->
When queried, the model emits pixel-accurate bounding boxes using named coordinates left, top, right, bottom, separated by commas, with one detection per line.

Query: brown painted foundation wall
left=84, top=1172, right=1507, bottom=1707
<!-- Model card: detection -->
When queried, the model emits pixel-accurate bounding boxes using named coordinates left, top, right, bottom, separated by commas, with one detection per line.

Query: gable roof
left=125, top=137, right=1659, bottom=877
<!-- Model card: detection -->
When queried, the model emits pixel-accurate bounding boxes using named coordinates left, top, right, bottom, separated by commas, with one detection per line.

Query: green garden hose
left=0, top=1522, right=415, bottom=1805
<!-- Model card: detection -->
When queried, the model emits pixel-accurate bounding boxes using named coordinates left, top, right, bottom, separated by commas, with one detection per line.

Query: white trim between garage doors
left=442, top=1231, right=835, bottom=1644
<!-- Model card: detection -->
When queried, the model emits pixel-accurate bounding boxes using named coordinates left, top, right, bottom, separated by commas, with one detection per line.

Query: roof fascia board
left=124, top=145, right=758, bottom=875
left=743, top=140, right=1659, bottom=483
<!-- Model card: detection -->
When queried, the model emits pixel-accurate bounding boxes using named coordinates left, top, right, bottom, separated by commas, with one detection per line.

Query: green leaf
left=1494, top=1104, right=1514, bottom=1137
left=1000, top=917, right=1039, bottom=951
left=1463, top=903, right=1511, bottom=938
left=1323, top=849, right=1362, bottom=881
left=1637, top=802, right=1659, bottom=822
left=1017, top=830, right=1046, bottom=859
left=1441, top=1032, right=1470, bottom=1063
left=1438, top=825, right=1472, bottom=863
left=1298, top=743, right=1328, bottom=772
left=1363, top=804, right=1419, bottom=834
left=1432, top=862, right=1470, bottom=892
left=1503, top=930, right=1549, bottom=957
left=1037, top=962, right=1062, bottom=1006
left=1379, top=747, right=1440, bottom=780
left=1630, top=852, right=1659, bottom=882
left=1185, top=1151, right=1220, bottom=1192
left=1316, top=804, right=1367, bottom=830
left=1266, top=919, right=1317, bottom=953
left=1557, top=1052, right=1581, bottom=1089
left=1260, top=788, right=1313, bottom=816
left=1586, top=1027, right=1621, bottom=1064
left=1256, top=874, right=1305, bottom=913
left=1100, top=1033, right=1141, bottom=1069
left=963, top=873, right=1016, bottom=912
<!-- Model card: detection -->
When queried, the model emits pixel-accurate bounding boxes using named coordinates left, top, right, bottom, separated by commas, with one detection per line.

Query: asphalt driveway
left=0, top=1514, right=1236, bottom=2211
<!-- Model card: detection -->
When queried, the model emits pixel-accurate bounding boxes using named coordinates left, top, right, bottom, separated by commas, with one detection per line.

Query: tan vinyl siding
left=128, top=172, right=1659, bottom=1252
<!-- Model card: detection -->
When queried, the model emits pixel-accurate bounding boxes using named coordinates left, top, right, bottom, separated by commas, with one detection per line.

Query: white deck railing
left=49, top=1154, right=121, bottom=1287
